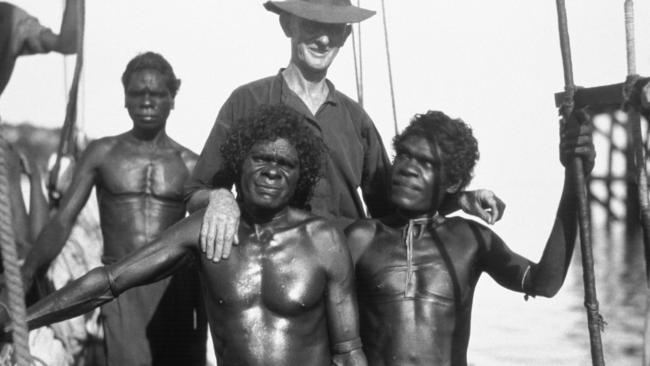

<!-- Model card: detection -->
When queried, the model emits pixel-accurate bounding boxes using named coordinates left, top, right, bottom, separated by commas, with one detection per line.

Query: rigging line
left=351, top=21, right=363, bottom=106
left=49, top=0, right=85, bottom=204
left=380, top=0, right=398, bottom=135
left=356, top=0, right=364, bottom=108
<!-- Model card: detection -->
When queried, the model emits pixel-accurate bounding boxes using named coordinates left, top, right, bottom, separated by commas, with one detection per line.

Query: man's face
left=124, top=69, right=174, bottom=131
left=288, top=16, right=350, bottom=73
left=390, top=135, right=449, bottom=216
left=240, top=138, right=300, bottom=215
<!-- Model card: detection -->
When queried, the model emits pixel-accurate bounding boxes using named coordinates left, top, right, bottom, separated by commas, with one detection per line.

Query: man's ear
left=279, top=13, right=293, bottom=37
left=445, top=181, right=462, bottom=194
left=341, top=24, right=352, bottom=45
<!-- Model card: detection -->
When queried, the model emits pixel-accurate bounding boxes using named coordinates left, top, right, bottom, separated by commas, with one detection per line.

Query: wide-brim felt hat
left=264, top=0, right=376, bottom=24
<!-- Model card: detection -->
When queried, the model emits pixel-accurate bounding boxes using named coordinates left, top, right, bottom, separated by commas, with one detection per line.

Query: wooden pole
left=554, top=1, right=606, bottom=365
left=622, top=1, right=650, bottom=363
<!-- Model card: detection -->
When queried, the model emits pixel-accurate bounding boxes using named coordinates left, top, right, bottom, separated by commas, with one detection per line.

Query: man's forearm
left=54, top=0, right=81, bottom=54
left=22, top=219, right=72, bottom=281
left=186, top=189, right=212, bottom=213
left=27, top=267, right=114, bottom=330
left=528, top=171, right=578, bottom=297
left=332, top=348, right=367, bottom=366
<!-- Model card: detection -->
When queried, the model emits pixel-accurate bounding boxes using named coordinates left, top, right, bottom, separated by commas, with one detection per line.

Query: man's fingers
left=492, top=196, right=506, bottom=222
left=221, top=218, right=236, bottom=259
left=233, top=216, right=240, bottom=246
left=204, top=216, right=217, bottom=260
left=472, top=201, right=492, bottom=225
left=199, top=219, right=209, bottom=253
left=213, top=219, right=226, bottom=262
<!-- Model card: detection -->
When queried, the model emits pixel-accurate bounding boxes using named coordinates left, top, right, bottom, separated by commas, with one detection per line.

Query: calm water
left=469, top=226, right=647, bottom=365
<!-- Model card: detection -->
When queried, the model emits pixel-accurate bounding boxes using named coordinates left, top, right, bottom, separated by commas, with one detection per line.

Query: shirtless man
left=11, top=104, right=366, bottom=366
left=21, top=52, right=206, bottom=366
left=346, top=110, right=594, bottom=366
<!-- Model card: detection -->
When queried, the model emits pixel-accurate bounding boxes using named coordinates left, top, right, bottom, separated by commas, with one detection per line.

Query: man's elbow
left=529, top=279, right=564, bottom=298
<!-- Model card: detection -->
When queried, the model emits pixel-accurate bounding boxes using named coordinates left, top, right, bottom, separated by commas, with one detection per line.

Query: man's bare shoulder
left=165, top=137, right=199, bottom=170
left=81, top=135, right=121, bottom=161
left=345, top=218, right=382, bottom=239
left=284, top=209, right=347, bottom=251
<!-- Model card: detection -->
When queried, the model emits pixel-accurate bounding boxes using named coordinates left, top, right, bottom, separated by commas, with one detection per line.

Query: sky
left=2, top=0, right=650, bottom=363
left=3, top=0, right=650, bottom=252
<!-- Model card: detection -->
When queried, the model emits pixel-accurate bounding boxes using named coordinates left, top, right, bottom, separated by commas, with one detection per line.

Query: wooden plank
left=554, top=77, right=650, bottom=110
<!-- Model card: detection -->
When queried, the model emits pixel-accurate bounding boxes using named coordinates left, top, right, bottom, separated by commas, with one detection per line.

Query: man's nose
left=397, top=160, right=418, bottom=177
left=142, top=93, right=154, bottom=106
left=314, top=33, right=331, bottom=47
left=262, top=164, right=281, bottom=179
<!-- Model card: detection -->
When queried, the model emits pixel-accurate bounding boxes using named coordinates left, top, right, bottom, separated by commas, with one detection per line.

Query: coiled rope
left=0, top=144, right=30, bottom=365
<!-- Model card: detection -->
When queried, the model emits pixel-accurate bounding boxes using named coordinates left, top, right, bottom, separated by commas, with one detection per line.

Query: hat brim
left=264, top=1, right=375, bottom=24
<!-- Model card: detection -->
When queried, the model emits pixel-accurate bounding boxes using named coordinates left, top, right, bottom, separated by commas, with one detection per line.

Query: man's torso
left=199, top=208, right=333, bottom=366
left=96, top=135, right=190, bottom=261
left=352, top=216, right=483, bottom=366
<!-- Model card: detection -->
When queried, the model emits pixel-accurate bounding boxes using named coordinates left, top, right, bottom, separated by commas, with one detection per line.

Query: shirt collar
left=275, top=69, right=339, bottom=108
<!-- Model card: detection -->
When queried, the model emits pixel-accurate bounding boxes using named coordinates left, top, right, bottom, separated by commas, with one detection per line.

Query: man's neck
left=129, top=127, right=168, bottom=147
left=282, top=64, right=329, bottom=115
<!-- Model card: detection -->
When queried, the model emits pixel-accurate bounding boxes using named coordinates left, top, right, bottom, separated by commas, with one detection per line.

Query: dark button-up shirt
left=185, top=71, right=392, bottom=226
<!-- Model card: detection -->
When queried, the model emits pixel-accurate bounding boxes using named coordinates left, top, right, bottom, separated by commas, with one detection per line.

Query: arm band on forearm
left=106, top=270, right=119, bottom=298
left=332, top=337, right=362, bottom=354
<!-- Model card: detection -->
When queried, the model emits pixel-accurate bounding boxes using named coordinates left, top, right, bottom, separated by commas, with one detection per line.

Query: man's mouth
left=392, top=179, right=421, bottom=193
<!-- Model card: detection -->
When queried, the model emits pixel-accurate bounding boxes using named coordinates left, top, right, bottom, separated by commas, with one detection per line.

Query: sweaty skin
left=344, top=115, right=589, bottom=366
left=26, top=207, right=365, bottom=366
left=348, top=215, right=534, bottom=366
left=22, top=65, right=207, bottom=365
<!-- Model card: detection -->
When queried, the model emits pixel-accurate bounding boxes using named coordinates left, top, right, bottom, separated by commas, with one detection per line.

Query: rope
left=351, top=15, right=363, bottom=106
left=380, top=0, right=398, bottom=135
left=554, top=1, right=605, bottom=365
left=0, top=145, right=31, bottom=366
left=48, top=0, right=85, bottom=206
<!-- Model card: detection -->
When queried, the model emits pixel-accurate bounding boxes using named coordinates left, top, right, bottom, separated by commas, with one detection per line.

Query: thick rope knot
left=559, top=85, right=577, bottom=119
left=622, top=73, right=641, bottom=111
left=584, top=301, right=607, bottom=332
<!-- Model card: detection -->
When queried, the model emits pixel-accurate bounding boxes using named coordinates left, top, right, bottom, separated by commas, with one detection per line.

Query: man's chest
left=200, top=232, right=327, bottom=316
left=356, top=232, right=480, bottom=304
left=97, top=149, right=189, bottom=197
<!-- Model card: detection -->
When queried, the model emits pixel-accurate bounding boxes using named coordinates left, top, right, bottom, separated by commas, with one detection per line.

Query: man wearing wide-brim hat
left=185, top=0, right=505, bottom=267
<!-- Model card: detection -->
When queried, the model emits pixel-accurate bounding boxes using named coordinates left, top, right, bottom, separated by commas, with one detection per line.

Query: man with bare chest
left=21, top=52, right=206, bottom=366
left=8, top=105, right=366, bottom=366
left=346, top=110, right=595, bottom=366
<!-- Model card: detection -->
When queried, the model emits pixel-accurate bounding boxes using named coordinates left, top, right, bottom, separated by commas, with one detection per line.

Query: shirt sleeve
left=183, top=96, right=235, bottom=203
left=359, top=112, right=393, bottom=218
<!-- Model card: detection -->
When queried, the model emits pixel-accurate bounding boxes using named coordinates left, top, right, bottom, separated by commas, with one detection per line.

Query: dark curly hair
left=393, top=111, right=479, bottom=192
left=219, top=104, right=327, bottom=208
left=121, top=52, right=181, bottom=97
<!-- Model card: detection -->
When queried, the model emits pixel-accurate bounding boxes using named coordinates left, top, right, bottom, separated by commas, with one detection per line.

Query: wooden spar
left=47, top=0, right=85, bottom=206
left=554, top=1, right=606, bottom=365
